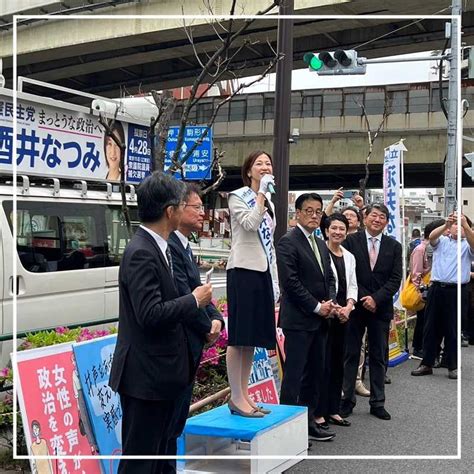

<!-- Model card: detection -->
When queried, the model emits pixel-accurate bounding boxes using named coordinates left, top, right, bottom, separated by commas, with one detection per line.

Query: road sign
left=164, top=126, right=213, bottom=180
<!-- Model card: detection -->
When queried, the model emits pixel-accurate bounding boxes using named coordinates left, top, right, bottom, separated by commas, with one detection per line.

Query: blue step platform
left=178, top=403, right=308, bottom=473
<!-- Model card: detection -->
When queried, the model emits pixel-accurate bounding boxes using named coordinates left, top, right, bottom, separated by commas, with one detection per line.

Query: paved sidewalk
left=286, top=346, right=471, bottom=472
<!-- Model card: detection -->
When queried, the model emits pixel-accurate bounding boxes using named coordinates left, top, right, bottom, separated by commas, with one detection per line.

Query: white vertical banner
left=383, top=141, right=406, bottom=243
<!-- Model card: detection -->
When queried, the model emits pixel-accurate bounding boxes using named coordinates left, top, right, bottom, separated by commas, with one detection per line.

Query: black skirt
left=227, top=268, right=276, bottom=350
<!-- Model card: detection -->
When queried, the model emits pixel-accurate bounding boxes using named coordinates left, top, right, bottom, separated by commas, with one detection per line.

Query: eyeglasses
left=185, top=204, right=205, bottom=212
left=300, top=208, right=322, bottom=217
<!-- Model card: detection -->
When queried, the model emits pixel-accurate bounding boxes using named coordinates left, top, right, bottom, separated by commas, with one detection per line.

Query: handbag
left=400, top=273, right=430, bottom=312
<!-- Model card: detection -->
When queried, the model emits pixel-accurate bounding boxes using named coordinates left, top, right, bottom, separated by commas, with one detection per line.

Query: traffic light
left=303, top=50, right=367, bottom=75
left=464, top=152, right=474, bottom=181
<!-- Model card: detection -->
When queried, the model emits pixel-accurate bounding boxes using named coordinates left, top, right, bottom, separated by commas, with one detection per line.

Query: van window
left=3, top=201, right=138, bottom=272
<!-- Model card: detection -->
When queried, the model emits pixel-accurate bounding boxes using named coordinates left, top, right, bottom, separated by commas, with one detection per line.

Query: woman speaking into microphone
left=226, top=150, right=279, bottom=418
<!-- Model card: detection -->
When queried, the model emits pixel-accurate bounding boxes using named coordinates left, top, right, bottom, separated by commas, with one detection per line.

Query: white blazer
left=328, top=245, right=358, bottom=303
left=226, top=191, right=279, bottom=301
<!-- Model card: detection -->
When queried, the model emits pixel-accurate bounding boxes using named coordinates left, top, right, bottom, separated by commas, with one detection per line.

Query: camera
left=419, top=284, right=429, bottom=301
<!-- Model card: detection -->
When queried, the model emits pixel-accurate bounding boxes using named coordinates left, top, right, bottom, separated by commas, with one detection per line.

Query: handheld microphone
left=268, top=183, right=276, bottom=194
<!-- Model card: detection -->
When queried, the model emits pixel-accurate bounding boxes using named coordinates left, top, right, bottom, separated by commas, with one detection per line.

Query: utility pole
left=444, top=0, right=462, bottom=215
left=272, top=0, right=293, bottom=243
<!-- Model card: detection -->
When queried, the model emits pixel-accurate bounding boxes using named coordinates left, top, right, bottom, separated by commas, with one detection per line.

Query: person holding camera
left=412, top=213, right=474, bottom=380
left=409, top=220, right=445, bottom=359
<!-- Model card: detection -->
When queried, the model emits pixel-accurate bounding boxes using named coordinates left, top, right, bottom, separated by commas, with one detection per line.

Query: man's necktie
left=186, top=243, right=193, bottom=262
left=309, top=233, right=323, bottom=272
left=369, top=237, right=378, bottom=270
left=165, top=246, right=174, bottom=278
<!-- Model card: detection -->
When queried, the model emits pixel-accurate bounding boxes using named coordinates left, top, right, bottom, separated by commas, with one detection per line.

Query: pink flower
left=55, top=326, right=68, bottom=334
left=201, top=346, right=220, bottom=366
left=0, top=368, right=9, bottom=378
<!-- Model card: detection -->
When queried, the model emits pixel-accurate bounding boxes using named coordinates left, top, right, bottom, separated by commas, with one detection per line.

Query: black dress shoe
left=308, top=423, right=336, bottom=441
left=316, top=420, right=329, bottom=430
left=384, top=374, right=392, bottom=384
left=339, top=406, right=353, bottom=418
left=411, top=364, right=433, bottom=376
left=329, top=416, right=351, bottom=427
left=370, top=407, right=391, bottom=420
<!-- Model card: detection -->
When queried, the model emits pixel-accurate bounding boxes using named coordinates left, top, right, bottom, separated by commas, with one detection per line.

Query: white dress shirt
left=365, top=229, right=382, bottom=256
left=140, top=225, right=170, bottom=265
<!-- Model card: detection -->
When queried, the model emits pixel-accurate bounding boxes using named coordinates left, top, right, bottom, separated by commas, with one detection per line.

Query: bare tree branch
left=149, top=90, right=176, bottom=171
left=182, top=8, right=207, bottom=70
left=357, top=97, right=391, bottom=200
left=201, top=148, right=227, bottom=195
left=171, top=0, right=280, bottom=167
left=169, top=51, right=283, bottom=174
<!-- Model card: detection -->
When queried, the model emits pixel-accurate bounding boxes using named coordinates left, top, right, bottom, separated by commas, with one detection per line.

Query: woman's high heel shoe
left=228, top=400, right=265, bottom=418
left=256, top=406, right=271, bottom=415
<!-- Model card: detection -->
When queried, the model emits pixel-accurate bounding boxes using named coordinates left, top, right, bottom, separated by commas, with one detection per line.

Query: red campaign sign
left=16, top=344, right=101, bottom=474
left=249, top=379, right=279, bottom=405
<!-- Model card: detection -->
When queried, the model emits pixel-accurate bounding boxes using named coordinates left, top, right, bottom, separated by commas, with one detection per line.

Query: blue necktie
left=186, top=244, right=193, bottom=262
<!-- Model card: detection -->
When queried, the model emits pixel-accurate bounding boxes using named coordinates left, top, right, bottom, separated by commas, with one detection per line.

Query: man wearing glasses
left=166, top=183, right=224, bottom=469
left=277, top=192, right=337, bottom=442
left=109, top=172, right=213, bottom=473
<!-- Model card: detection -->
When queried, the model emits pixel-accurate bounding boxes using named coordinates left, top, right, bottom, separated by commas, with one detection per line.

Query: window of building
left=387, top=90, right=408, bottom=114
left=322, top=92, right=343, bottom=117
left=302, top=94, right=322, bottom=117
left=408, top=89, right=429, bottom=113
left=229, top=99, right=246, bottom=121
left=247, top=96, right=264, bottom=120
left=263, top=97, right=275, bottom=120
left=343, top=92, right=364, bottom=116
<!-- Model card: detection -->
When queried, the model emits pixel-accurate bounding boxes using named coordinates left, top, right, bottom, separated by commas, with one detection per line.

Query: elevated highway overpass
left=1, top=1, right=474, bottom=100
left=182, top=80, right=474, bottom=190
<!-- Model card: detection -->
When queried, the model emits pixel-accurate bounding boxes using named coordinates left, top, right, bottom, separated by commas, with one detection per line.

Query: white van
left=0, top=176, right=137, bottom=362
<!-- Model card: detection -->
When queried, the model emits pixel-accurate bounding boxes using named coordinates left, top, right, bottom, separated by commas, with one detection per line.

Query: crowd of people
left=108, top=150, right=474, bottom=472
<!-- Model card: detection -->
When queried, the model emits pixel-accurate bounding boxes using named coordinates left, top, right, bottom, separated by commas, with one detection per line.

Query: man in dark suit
left=277, top=192, right=337, bottom=442
left=166, top=183, right=224, bottom=468
left=340, top=203, right=402, bottom=421
left=109, top=172, right=212, bottom=474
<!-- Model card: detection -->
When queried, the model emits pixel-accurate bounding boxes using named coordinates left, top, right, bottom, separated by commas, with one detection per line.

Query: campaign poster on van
left=0, top=94, right=151, bottom=183
left=73, top=335, right=121, bottom=474
left=248, top=347, right=279, bottom=405
left=15, top=343, right=101, bottom=474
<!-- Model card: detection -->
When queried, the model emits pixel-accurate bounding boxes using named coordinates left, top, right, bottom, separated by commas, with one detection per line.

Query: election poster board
left=248, top=347, right=279, bottom=405
left=0, top=91, right=151, bottom=184
left=73, top=335, right=121, bottom=474
left=15, top=343, right=101, bottom=474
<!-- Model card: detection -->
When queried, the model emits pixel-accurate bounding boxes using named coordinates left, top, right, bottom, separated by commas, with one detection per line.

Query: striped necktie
left=309, top=233, right=323, bottom=272
left=165, top=246, right=174, bottom=278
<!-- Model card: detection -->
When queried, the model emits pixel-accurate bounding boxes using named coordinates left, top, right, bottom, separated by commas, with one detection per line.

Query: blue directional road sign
left=164, top=126, right=213, bottom=180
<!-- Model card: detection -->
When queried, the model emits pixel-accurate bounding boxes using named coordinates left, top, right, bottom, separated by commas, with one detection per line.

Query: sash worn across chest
left=230, top=186, right=275, bottom=266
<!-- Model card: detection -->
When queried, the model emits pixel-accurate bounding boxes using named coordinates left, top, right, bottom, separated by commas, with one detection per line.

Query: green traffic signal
left=303, top=52, right=323, bottom=71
